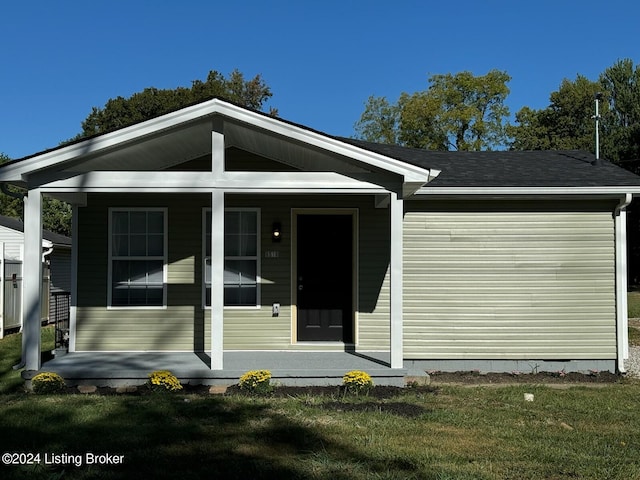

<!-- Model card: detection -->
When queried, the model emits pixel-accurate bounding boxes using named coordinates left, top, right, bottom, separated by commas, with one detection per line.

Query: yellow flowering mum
left=147, top=370, right=183, bottom=392
left=32, top=372, right=66, bottom=394
left=239, top=369, right=272, bottom=394
left=342, top=370, right=374, bottom=394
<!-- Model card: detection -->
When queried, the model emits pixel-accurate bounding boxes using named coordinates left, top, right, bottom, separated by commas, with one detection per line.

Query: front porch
left=37, top=351, right=409, bottom=387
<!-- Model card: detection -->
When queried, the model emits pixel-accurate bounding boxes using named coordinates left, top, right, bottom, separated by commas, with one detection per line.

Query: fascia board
left=416, top=186, right=640, bottom=196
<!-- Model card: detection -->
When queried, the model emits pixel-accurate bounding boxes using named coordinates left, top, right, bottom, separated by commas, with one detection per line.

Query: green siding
left=224, top=195, right=390, bottom=350
left=76, top=194, right=209, bottom=351
left=403, top=200, right=617, bottom=360
left=75, top=193, right=391, bottom=352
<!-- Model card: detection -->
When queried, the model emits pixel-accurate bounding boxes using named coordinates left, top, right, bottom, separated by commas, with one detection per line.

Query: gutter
left=1, top=183, right=25, bottom=200
left=615, top=193, right=633, bottom=374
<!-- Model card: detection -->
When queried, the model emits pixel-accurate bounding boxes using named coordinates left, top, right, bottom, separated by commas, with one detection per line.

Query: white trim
left=212, top=118, right=225, bottom=179
left=417, top=186, right=640, bottom=196
left=107, top=207, right=168, bottom=309
left=39, top=171, right=389, bottom=192
left=615, top=193, right=632, bottom=373
left=214, top=101, right=433, bottom=183
left=23, top=189, right=43, bottom=370
left=389, top=192, right=403, bottom=369
left=210, top=190, right=224, bottom=370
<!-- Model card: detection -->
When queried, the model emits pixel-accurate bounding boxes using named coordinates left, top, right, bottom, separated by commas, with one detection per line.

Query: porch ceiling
left=62, top=119, right=378, bottom=175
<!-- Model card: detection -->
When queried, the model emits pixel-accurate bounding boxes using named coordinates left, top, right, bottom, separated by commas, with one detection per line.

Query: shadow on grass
left=0, top=327, right=54, bottom=394
left=0, top=392, right=440, bottom=480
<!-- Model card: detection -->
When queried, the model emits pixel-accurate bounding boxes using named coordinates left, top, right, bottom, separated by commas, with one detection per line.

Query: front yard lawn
left=0, top=329, right=639, bottom=479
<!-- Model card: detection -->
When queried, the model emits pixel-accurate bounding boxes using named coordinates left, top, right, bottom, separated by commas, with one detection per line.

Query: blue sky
left=1, top=0, right=638, bottom=159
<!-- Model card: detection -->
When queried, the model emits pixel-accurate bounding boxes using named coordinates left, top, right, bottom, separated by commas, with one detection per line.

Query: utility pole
left=592, top=92, right=603, bottom=165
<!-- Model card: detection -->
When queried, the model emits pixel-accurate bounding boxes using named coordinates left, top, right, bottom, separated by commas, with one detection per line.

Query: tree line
left=354, top=58, right=639, bottom=167
left=0, top=70, right=274, bottom=236
left=1, top=61, right=639, bottom=237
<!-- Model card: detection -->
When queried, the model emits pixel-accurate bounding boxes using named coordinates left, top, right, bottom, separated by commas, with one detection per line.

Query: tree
left=508, top=75, right=602, bottom=152
left=353, top=96, right=400, bottom=145
left=0, top=152, right=23, bottom=220
left=599, top=59, right=640, bottom=163
left=0, top=69, right=275, bottom=237
left=354, top=70, right=512, bottom=151
left=78, top=69, right=275, bottom=138
left=508, top=59, right=640, bottom=164
left=0, top=152, right=72, bottom=235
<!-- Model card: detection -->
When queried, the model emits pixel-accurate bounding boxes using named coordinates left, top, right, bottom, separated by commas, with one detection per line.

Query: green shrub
left=147, top=370, right=183, bottom=392
left=32, top=372, right=66, bottom=394
left=238, top=369, right=272, bottom=395
left=342, top=370, right=374, bottom=395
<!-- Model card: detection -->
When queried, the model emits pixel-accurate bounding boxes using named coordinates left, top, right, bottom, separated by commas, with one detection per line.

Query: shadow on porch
left=38, top=350, right=408, bottom=387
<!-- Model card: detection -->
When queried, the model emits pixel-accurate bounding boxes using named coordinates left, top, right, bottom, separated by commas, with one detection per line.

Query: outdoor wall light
left=272, top=222, right=282, bottom=242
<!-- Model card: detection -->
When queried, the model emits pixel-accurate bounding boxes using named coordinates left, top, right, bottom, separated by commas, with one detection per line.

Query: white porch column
left=389, top=191, right=404, bottom=369
left=210, top=119, right=225, bottom=370
left=210, top=191, right=225, bottom=370
left=23, top=189, right=43, bottom=371
left=69, top=204, right=79, bottom=352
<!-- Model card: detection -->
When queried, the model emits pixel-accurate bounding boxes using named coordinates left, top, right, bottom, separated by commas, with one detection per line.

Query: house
left=1, top=97, right=639, bottom=386
left=0, top=214, right=71, bottom=337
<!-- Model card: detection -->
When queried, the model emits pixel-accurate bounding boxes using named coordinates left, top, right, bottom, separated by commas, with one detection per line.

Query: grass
left=0, top=329, right=639, bottom=479
left=628, top=291, right=640, bottom=319
left=0, top=326, right=54, bottom=394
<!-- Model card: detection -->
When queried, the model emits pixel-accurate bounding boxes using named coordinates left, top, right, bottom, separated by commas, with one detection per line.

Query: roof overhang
left=414, top=185, right=640, bottom=197
left=0, top=98, right=438, bottom=197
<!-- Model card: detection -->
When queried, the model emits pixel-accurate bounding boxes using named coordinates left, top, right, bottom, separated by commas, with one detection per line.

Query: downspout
left=1, top=183, right=25, bottom=201
left=615, top=193, right=632, bottom=374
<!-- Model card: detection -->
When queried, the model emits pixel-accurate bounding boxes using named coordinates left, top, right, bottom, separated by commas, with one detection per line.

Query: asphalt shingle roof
left=0, top=215, right=71, bottom=246
left=340, top=138, right=640, bottom=188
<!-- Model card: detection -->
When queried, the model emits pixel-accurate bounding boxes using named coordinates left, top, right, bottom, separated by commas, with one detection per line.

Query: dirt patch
left=427, top=370, right=620, bottom=385
left=59, top=371, right=623, bottom=396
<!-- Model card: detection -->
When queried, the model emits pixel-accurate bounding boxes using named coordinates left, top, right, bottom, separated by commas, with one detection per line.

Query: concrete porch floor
left=39, top=351, right=408, bottom=387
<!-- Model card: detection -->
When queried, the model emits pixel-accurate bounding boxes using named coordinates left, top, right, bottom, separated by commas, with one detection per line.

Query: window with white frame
left=109, top=208, right=166, bottom=307
left=204, top=208, right=259, bottom=307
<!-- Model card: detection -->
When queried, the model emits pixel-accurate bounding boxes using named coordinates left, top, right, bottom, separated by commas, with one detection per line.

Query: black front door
left=296, top=214, right=353, bottom=342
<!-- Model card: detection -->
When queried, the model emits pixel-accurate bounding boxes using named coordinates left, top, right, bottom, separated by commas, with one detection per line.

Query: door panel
left=296, top=214, right=353, bottom=342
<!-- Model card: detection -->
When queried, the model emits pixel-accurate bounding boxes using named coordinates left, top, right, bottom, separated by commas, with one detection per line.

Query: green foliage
left=354, top=70, right=511, bottom=151
left=77, top=69, right=275, bottom=139
left=599, top=59, right=640, bottom=163
left=508, top=74, right=601, bottom=152
left=147, top=370, right=183, bottom=392
left=42, top=197, right=72, bottom=237
left=31, top=372, right=66, bottom=394
left=342, top=370, right=374, bottom=395
left=509, top=58, right=640, bottom=165
left=238, top=369, right=272, bottom=395
left=353, top=96, right=400, bottom=145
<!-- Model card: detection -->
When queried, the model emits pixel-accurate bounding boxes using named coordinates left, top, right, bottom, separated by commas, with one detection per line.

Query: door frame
left=291, top=208, right=358, bottom=344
